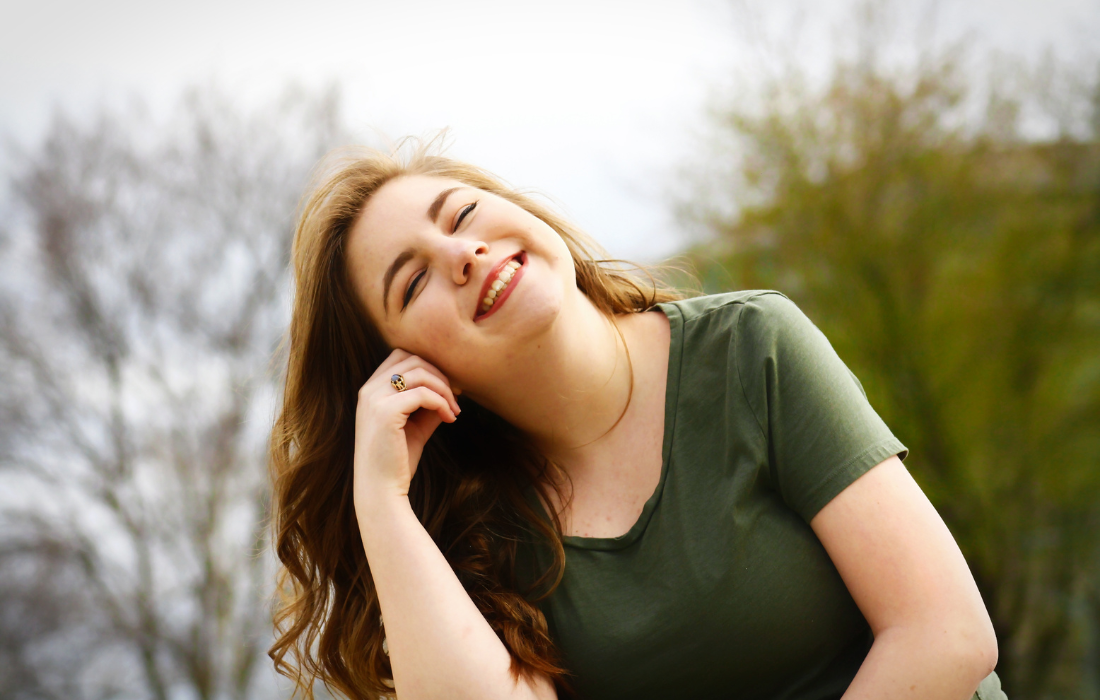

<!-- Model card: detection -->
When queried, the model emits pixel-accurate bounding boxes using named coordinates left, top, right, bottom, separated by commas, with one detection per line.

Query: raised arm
left=355, top=350, right=556, bottom=700
left=811, top=455, right=998, bottom=700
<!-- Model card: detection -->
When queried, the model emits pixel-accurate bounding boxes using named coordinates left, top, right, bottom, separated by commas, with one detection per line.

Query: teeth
left=479, top=258, right=522, bottom=315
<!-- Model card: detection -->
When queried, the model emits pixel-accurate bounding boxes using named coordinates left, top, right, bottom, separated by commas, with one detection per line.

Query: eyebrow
left=427, top=187, right=462, bottom=223
left=382, top=248, right=415, bottom=316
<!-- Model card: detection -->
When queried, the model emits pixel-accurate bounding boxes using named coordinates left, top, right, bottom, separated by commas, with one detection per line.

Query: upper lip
left=474, top=252, right=522, bottom=319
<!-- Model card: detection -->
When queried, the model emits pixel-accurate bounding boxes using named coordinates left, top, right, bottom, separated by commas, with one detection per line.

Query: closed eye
left=454, top=202, right=477, bottom=232
left=402, top=270, right=425, bottom=310
left=402, top=201, right=476, bottom=311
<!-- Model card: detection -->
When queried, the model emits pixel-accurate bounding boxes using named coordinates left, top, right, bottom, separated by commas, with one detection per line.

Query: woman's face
left=345, top=174, right=577, bottom=392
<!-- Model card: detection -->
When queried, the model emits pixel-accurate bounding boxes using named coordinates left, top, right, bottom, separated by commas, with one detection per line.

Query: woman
left=269, top=141, right=1006, bottom=700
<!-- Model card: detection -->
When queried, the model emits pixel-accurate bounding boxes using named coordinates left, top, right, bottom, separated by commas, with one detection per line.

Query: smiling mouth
left=474, top=252, right=526, bottom=321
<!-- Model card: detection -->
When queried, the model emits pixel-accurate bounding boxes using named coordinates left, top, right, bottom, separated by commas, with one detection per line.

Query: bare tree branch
left=0, top=83, right=351, bottom=699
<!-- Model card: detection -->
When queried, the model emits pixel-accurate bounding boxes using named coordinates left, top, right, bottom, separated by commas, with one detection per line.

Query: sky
left=2, top=0, right=1098, bottom=261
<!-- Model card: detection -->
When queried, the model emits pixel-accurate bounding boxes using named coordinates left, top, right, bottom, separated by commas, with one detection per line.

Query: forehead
left=354, top=174, right=465, bottom=249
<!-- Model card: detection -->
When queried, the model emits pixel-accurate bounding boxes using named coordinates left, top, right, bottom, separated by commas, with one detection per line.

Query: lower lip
left=475, top=253, right=526, bottom=322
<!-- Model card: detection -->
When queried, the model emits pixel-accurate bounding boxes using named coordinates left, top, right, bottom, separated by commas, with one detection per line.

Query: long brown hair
left=269, top=138, right=685, bottom=698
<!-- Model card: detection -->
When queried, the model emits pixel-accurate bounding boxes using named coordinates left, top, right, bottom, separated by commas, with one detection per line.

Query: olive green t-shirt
left=528, top=291, right=909, bottom=699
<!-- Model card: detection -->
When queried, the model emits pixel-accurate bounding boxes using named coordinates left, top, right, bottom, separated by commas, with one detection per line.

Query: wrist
left=355, top=486, right=414, bottom=534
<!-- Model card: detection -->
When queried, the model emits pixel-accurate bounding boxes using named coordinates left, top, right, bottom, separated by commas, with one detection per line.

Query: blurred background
left=0, top=0, right=1097, bottom=698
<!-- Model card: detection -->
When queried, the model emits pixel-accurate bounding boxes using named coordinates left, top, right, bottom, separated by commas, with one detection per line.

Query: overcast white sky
left=2, top=0, right=1097, bottom=261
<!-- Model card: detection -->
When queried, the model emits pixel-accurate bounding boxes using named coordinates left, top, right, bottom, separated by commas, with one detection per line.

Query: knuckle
left=407, top=368, right=437, bottom=386
left=415, top=386, right=441, bottom=402
left=419, top=363, right=448, bottom=385
left=408, top=355, right=436, bottom=371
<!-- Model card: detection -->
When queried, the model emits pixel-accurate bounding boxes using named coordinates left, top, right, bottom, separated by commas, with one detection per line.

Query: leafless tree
left=0, top=84, right=349, bottom=699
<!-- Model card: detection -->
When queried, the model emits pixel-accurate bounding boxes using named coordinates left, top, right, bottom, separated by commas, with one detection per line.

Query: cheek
left=419, top=319, right=460, bottom=350
left=395, top=309, right=473, bottom=370
left=540, top=232, right=575, bottom=285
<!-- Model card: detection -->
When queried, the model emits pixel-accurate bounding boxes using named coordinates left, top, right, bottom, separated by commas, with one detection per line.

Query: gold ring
left=390, top=374, right=407, bottom=392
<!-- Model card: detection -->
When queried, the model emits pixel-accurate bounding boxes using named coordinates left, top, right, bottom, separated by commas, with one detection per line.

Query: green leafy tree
left=682, top=41, right=1100, bottom=700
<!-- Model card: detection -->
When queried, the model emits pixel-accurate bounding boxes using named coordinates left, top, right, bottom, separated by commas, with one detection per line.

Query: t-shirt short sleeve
left=734, top=292, right=908, bottom=522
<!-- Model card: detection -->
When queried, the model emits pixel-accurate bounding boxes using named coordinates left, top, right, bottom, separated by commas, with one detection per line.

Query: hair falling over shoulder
left=268, top=136, right=687, bottom=699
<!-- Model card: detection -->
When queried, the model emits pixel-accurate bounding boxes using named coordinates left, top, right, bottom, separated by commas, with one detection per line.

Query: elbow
left=881, top=613, right=999, bottom=686
left=975, top=618, right=999, bottom=678
left=945, top=613, right=999, bottom=686
left=964, top=602, right=999, bottom=678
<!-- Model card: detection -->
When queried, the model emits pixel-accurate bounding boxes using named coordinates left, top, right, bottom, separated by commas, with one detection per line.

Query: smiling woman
left=268, top=141, right=673, bottom=699
left=268, top=139, right=1006, bottom=700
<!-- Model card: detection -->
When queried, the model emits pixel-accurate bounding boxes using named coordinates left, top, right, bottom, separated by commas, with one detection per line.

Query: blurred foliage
left=680, top=36, right=1100, bottom=700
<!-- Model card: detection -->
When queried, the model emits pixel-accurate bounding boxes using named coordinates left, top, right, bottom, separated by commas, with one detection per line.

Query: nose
left=444, top=236, right=489, bottom=286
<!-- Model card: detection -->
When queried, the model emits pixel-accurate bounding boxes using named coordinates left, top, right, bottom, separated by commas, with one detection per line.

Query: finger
left=392, top=367, right=461, bottom=415
left=360, top=349, right=418, bottom=397
left=366, top=354, right=459, bottom=414
left=384, top=386, right=457, bottom=423
left=375, top=348, right=413, bottom=375
left=388, top=358, right=458, bottom=406
left=406, top=401, right=444, bottom=435
left=389, top=355, right=452, bottom=389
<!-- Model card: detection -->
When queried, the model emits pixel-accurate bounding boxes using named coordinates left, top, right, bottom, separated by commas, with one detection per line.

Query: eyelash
left=454, top=202, right=477, bottom=232
left=402, top=201, right=478, bottom=310
left=402, top=270, right=424, bottom=309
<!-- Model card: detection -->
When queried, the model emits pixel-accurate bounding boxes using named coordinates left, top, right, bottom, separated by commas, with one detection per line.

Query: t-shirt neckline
left=556, top=302, right=684, bottom=551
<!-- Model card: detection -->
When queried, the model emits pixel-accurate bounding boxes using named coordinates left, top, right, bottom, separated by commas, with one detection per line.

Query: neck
left=465, top=289, right=635, bottom=470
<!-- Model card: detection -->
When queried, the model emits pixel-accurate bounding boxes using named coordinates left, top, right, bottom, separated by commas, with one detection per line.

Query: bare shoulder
left=615, top=309, right=671, bottom=388
left=617, top=307, right=671, bottom=346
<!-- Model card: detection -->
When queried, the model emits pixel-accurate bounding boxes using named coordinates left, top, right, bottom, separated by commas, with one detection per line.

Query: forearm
left=841, top=624, right=997, bottom=700
left=359, top=493, right=555, bottom=700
